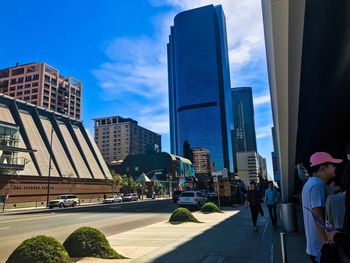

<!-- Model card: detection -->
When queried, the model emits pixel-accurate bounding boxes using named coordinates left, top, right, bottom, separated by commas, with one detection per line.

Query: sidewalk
left=78, top=206, right=309, bottom=263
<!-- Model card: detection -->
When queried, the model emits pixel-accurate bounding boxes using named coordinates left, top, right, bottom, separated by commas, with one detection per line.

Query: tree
left=120, top=175, right=138, bottom=193
left=110, top=171, right=122, bottom=194
left=152, top=181, right=162, bottom=197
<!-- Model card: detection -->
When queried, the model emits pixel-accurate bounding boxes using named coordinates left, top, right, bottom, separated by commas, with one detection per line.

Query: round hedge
left=169, top=207, right=200, bottom=223
left=201, top=202, right=222, bottom=213
left=63, top=227, right=125, bottom=259
left=6, top=235, right=72, bottom=263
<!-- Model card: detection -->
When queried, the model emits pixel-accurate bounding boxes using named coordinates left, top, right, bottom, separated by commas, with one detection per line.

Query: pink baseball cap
left=310, top=152, right=343, bottom=167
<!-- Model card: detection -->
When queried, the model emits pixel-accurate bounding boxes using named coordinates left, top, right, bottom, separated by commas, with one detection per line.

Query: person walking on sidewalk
left=302, top=152, right=342, bottom=263
left=246, top=181, right=262, bottom=231
left=265, top=181, right=278, bottom=227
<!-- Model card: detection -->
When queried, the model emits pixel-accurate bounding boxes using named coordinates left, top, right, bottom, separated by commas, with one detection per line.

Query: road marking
left=79, top=215, right=102, bottom=219
left=0, top=213, right=76, bottom=224
left=0, top=226, right=10, bottom=230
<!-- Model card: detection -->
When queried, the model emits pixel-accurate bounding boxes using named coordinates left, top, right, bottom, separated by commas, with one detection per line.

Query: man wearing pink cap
left=302, top=152, right=342, bottom=262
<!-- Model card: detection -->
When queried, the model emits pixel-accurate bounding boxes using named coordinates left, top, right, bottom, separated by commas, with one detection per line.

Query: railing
left=0, top=136, right=19, bottom=148
left=0, top=156, right=26, bottom=166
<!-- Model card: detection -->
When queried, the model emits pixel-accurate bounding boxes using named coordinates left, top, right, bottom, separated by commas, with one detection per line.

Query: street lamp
left=46, top=127, right=54, bottom=207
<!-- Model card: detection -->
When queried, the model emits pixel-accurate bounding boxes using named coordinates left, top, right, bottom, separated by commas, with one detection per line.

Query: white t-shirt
left=302, top=176, right=326, bottom=257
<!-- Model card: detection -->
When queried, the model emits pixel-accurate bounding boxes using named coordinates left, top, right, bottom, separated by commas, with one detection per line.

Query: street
left=0, top=199, right=177, bottom=262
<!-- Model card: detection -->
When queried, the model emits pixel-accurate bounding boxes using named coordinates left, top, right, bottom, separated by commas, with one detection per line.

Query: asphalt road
left=0, top=199, right=178, bottom=262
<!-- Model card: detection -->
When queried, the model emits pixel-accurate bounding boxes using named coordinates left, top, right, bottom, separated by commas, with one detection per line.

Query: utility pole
left=46, top=127, right=54, bottom=207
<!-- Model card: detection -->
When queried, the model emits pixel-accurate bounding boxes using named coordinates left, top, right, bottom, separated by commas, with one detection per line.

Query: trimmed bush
left=201, top=202, right=222, bottom=213
left=6, top=235, right=72, bottom=263
left=63, top=227, right=125, bottom=259
left=169, top=207, right=200, bottom=223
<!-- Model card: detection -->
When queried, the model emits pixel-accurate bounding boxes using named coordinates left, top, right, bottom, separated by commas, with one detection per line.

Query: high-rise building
left=168, top=5, right=233, bottom=172
left=258, top=154, right=268, bottom=180
left=94, top=116, right=161, bottom=164
left=231, top=87, right=257, bottom=168
left=236, top=151, right=259, bottom=186
left=0, top=62, right=82, bottom=119
left=191, top=148, right=210, bottom=175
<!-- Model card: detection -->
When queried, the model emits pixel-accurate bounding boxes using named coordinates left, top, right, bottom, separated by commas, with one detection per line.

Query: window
left=17, top=85, right=23, bottom=90
left=31, top=95, right=37, bottom=100
left=32, top=82, right=38, bottom=87
left=17, top=91, right=22, bottom=96
left=25, top=84, right=31, bottom=88
left=17, top=77, right=23, bottom=83
left=10, top=79, right=16, bottom=85
left=32, top=88, right=38, bottom=93
left=25, top=76, right=32, bottom=82
left=24, top=90, right=30, bottom=94
left=24, top=96, right=30, bottom=100
left=32, top=74, right=39, bottom=80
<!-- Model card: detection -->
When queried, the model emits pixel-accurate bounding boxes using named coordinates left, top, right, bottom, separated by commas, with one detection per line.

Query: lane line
left=0, top=227, right=10, bottom=230
left=79, top=215, right=102, bottom=219
left=0, top=213, right=77, bottom=224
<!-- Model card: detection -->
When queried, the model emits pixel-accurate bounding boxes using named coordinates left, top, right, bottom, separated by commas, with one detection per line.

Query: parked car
left=48, top=195, right=79, bottom=209
left=172, top=190, right=183, bottom=203
left=103, top=195, right=122, bottom=204
left=178, top=191, right=207, bottom=209
left=122, top=193, right=138, bottom=202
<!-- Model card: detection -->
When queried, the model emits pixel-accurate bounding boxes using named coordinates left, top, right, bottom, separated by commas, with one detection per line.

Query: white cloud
left=256, top=125, right=272, bottom=139
left=93, top=0, right=271, bottom=143
left=253, top=94, right=271, bottom=107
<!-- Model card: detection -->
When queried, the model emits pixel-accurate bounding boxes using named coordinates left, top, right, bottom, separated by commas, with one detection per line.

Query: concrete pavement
left=77, top=205, right=309, bottom=263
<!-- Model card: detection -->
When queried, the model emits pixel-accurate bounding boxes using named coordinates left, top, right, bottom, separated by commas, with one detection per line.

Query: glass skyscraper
left=168, top=5, right=233, bottom=172
left=231, top=87, right=257, bottom=167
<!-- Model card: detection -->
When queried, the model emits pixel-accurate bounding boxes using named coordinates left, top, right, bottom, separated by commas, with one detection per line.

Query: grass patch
left=6, top=235, right=72, bottom=263
left=169, top=207, right=200, bottom=223
left=201, top=202, right=223, bottom=213
left=63, top=227, right=125, bottom=259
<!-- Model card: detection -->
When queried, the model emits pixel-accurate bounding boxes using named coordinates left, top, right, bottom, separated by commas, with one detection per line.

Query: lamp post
left=46, top=127, right=54, bottom=207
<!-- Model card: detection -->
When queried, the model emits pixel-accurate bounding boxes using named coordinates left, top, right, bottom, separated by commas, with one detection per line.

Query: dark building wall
left=168, top=5, right=233, bottom=171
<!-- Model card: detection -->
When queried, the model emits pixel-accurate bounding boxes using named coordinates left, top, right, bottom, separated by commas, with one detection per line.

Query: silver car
left=103, top=195, right=122, bottom=203
left=48, top=195, right=79, bottom=208
left=178, top=191, right=207, bottom=209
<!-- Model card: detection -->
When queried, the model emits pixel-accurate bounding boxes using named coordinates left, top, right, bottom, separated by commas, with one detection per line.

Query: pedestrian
left=265, top=181, right=278, bottom=227
left=103, top=193, right=107, bottom=200
left=302, top=152, right=342, bottom=263
left=246, top=181, right=263, bottom=231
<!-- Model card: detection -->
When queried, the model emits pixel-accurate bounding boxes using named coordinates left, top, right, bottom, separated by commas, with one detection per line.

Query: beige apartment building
left=94, top=116, right=161, bottom=163
left=0, top=62, right=82, bottom=119
left=191, top=148, right=210, bottom=175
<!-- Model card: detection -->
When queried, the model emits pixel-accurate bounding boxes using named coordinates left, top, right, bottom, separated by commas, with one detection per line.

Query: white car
left=48, top=195, right=79, bottom=209
left=103, top=195, right=122, bottom=203
left=178, top=191, right=207, bottom=208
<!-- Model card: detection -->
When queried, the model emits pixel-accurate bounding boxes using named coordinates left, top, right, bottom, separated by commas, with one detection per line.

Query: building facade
left=168, top=5, right=233, bottom=172
left=191, top=148, right=210, bottom=176
left=0, top=94, right=112, bottom=208
left=231, top=87, right=257, bottom=168
left=94, top=116, right=161, bottom=164
left=236, top=151, right=259, bottom=186
left=258, top=154, right=268, bottom=180
left=0, top=62, right=82, bottom=119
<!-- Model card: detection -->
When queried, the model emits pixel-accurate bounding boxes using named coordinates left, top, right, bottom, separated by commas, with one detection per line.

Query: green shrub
left=201, top=202, right=222, bottom=213
left=169, top=207, right=200, bottom=223
left=63, top=227, right=125, bottom=259
left=6, top=235, right=72, bottom=263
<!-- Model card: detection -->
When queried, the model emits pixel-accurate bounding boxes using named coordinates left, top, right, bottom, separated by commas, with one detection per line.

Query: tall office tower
left=0, top=62, right=82, bottom=119
left=94, top=116, right=161, bottom=164
left=168, top=5, right=233, bottom=172
left=231, top=87, right=257, bottom=167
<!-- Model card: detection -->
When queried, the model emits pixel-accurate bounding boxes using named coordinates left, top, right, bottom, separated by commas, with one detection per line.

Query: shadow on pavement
left=152, top=206, right=272, bottom=263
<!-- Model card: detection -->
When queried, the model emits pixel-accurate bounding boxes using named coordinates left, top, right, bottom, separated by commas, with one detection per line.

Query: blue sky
left=0, top=0, right=274, bottom=178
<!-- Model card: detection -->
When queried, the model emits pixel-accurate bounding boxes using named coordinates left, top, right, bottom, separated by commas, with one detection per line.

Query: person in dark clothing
left=246, top=181, right=262, bottom=231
